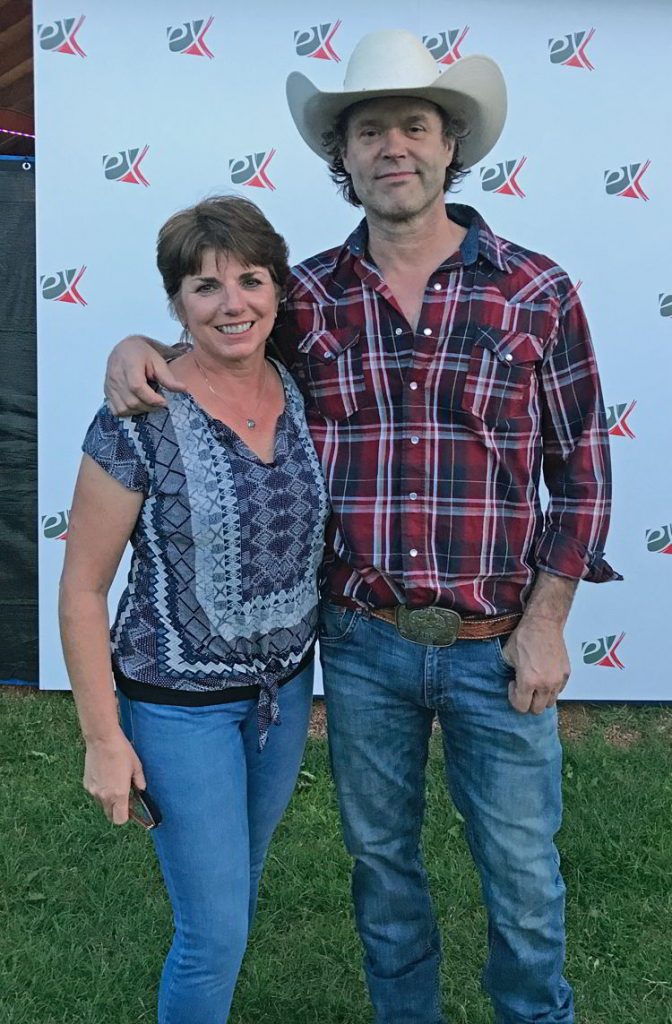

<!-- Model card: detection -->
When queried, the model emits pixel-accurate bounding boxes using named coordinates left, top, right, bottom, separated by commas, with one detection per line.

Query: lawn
left=1, top=691, right=671, bottom=1024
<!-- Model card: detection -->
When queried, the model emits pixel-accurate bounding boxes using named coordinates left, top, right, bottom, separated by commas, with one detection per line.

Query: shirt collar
left=341, top=203, right=512, bottom=274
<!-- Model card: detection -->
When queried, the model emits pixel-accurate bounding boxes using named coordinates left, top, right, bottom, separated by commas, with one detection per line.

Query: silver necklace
left=193, top=357, right=267, bottom=430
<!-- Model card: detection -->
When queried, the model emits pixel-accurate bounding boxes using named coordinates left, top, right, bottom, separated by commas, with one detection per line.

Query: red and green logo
left=606, top=400, right=636, bottom=438
left=167, top=17, right=214, bottom=57
left=480, top=157, right=526, bottom=197
left=548, top=28, right=595, bottom=70
left=423, top=28, right=470, bottom=65
left=294, top=21, right=342, bottom=62
left=646, top=525, right=672, bottom=554
left=229, top=151, right=276, bottom=190
left=103, top=146, right=150, bottom=186
left=604, top=161, right=650, bottom=200
left=40, top=267, right=87, bottom=306
left=42, top=510, right=70, bottom=541
left=582, top=633, right=625, bottom=669
left=37, top=16, right=86, bottom=57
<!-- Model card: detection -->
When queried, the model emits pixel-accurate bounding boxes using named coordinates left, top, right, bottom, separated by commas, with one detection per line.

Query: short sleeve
left=82, top=403, right=150, bottom=494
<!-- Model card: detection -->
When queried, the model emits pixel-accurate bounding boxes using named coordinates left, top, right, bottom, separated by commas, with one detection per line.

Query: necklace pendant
left=246, top=418, right=256, bottom=429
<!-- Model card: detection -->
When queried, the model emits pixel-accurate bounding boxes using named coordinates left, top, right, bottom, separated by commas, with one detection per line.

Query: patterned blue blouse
left=82, top=360, right=330, bottom=746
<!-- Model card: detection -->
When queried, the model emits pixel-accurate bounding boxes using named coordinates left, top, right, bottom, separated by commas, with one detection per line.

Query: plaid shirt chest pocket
left=461, top=326, right=544, bottom=425
left=298, top=328, right=365, bottom=420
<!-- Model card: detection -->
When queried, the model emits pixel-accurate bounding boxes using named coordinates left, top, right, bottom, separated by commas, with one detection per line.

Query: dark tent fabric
left=0, top=158, right=37, bottom=682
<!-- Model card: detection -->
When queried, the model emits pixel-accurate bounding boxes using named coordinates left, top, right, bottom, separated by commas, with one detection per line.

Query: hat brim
left=286, top=55, right=507, bottom=170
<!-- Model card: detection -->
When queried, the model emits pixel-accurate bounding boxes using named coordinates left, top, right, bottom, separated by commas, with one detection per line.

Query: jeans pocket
left=493, top=635, right=516, bottom=673
left=318, top=601, right=361, bottom=644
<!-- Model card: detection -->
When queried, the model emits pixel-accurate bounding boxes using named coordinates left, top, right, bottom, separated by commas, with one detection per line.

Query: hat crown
left=343, top=29, right=438, bottom=92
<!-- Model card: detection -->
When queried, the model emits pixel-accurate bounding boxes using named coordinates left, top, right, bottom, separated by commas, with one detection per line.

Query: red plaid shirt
left=273, top=204, right=620, bottom=615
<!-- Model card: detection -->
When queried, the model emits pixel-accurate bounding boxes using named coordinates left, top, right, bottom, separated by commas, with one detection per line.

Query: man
left=105, top=30, right=619, bottom=1024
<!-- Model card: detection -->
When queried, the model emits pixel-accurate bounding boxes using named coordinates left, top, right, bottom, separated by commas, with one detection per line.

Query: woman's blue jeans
left=319, top=604, right=573, bottom=1024
left=117, top=664, right=313, bottom=1024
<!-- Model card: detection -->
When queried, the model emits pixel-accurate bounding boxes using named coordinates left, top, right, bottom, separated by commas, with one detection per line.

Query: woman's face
left=176, top=248, right=278, bottom=366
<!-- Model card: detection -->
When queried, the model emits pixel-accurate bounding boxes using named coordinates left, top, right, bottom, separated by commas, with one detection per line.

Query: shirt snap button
left=409, top=548, right=418, bottom=557
left=395, top=328, right=403, bottom=336
left=409, top=381, right=418, bottom=391
left=423, top=328, right=432, bottom=337
left=409, top=492, right=418, bottom=500
left=505, top=353, right=513, bottom=362
left=433, top=283, right=442, bottom=291
left=410, top=435, right=420, bottom=445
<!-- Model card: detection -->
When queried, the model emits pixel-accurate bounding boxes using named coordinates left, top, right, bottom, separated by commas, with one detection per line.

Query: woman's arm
left=59, top=454, right=146, bottom=825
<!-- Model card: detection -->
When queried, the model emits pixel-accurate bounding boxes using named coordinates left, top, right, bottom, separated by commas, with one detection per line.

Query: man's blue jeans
left=117, top=665, right=313, bottom=1024
left=319, top=604, right=573, bottom=1024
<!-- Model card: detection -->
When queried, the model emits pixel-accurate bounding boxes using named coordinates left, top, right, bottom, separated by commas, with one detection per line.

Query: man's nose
left=380, top=128, right=408, bottom=158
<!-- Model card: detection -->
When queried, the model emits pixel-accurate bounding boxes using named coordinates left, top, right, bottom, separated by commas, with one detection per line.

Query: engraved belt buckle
left=395, top=606, right=462, bottom=647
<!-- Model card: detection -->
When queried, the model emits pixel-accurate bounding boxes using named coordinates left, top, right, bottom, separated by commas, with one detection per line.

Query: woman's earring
left=178, top=324, right=193, bottom=349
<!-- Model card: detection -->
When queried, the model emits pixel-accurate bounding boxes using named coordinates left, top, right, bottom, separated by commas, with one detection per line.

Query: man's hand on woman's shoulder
left=104, top=335, right=187, bottom=416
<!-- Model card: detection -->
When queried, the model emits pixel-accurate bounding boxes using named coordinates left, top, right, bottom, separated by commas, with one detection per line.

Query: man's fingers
left=132, top=763, right=147, bottom=792
left=111, top=796, right=130, bottom=826
left=529, top=689, right=550, bottom=715
left=150, top=361, right=188, bottom=393
left=107, top=381, right=167, bottom=415
left=508, top=679, right=533, bottom=714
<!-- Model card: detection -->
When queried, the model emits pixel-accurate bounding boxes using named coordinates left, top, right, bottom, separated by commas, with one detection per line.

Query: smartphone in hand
left=129, top=784, right=162, bottom=830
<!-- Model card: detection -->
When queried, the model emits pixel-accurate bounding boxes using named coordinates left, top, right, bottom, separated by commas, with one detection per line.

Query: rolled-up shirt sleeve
left=535, top=282, right=622, bottom=584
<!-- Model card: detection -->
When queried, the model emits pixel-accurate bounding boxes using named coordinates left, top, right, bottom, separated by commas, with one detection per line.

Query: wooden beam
left=0, top=55, right=31, bottom=89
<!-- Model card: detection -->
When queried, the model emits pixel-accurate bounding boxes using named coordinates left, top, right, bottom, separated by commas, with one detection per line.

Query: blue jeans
left=319, top=604, right=573, bottom=1024
left=117, top=664, right=313, bottom=1024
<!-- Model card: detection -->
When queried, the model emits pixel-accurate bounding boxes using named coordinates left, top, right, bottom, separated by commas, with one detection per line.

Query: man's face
left=342, top=96, right=455, bottom=223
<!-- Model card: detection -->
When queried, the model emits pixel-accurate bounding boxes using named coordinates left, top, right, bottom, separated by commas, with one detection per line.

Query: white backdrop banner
left=35, top=0, right=671, bottom=699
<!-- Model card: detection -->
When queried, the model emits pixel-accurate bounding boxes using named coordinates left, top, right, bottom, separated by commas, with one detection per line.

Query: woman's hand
left=104, top=335, right=187, bottom=416
left=83, top=729, right=147, bottom=825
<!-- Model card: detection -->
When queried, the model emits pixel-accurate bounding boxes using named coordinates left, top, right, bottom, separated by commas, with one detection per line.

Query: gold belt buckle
left=395, top=606, right=462, bottom=647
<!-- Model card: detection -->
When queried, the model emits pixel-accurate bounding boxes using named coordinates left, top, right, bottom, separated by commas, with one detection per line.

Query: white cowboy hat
left=286, top=29, right=507, bottom=169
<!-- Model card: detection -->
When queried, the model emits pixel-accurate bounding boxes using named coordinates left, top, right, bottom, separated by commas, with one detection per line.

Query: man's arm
left=502, top=277, right=620, bottom=714
left=104, top=335, right=187, bottom=415
left=502, top=571, right=576, bottom=714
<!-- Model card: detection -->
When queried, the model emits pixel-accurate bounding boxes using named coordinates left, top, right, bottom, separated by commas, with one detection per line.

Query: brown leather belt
left=330, top=597, right=521, bottom=648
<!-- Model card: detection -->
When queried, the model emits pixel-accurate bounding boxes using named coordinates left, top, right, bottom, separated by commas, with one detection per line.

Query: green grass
left=1, top=692, right=671, bottom=1023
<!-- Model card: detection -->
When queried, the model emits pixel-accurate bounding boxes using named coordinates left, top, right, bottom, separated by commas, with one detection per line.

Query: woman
left=59, top=195, right=330, bottom=1023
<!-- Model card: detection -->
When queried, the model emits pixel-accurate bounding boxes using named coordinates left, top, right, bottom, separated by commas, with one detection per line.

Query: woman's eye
left=242, top=278, right=262, bottom=288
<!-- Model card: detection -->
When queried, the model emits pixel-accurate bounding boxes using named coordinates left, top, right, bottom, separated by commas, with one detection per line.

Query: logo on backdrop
left=582, top=633, right=625, bottom=670
left=167, top=17, right=214, bottom=58
left=480, top=157, right=526, bottom=197
left=229, top=151, right=276, bottom=190
left=604, top=161, right=651, bottom=200
left=548, top=28, right=595, bottom=70
left=42, top=510, right=70, bottom=541
left=103, top=146, right=150, bottom=187
left=294, top=21, right=342, bottom=61
left=605, top=400, right=636, bottom=439
left=423, top=28, right=470, bottom=65
left=659, top=294, right=672, bottom=317
left=646, top=525, right=672, bottom=555
left=40, top=267, right=87, bottom=306
left=37, top=16, right=86, bottom=57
